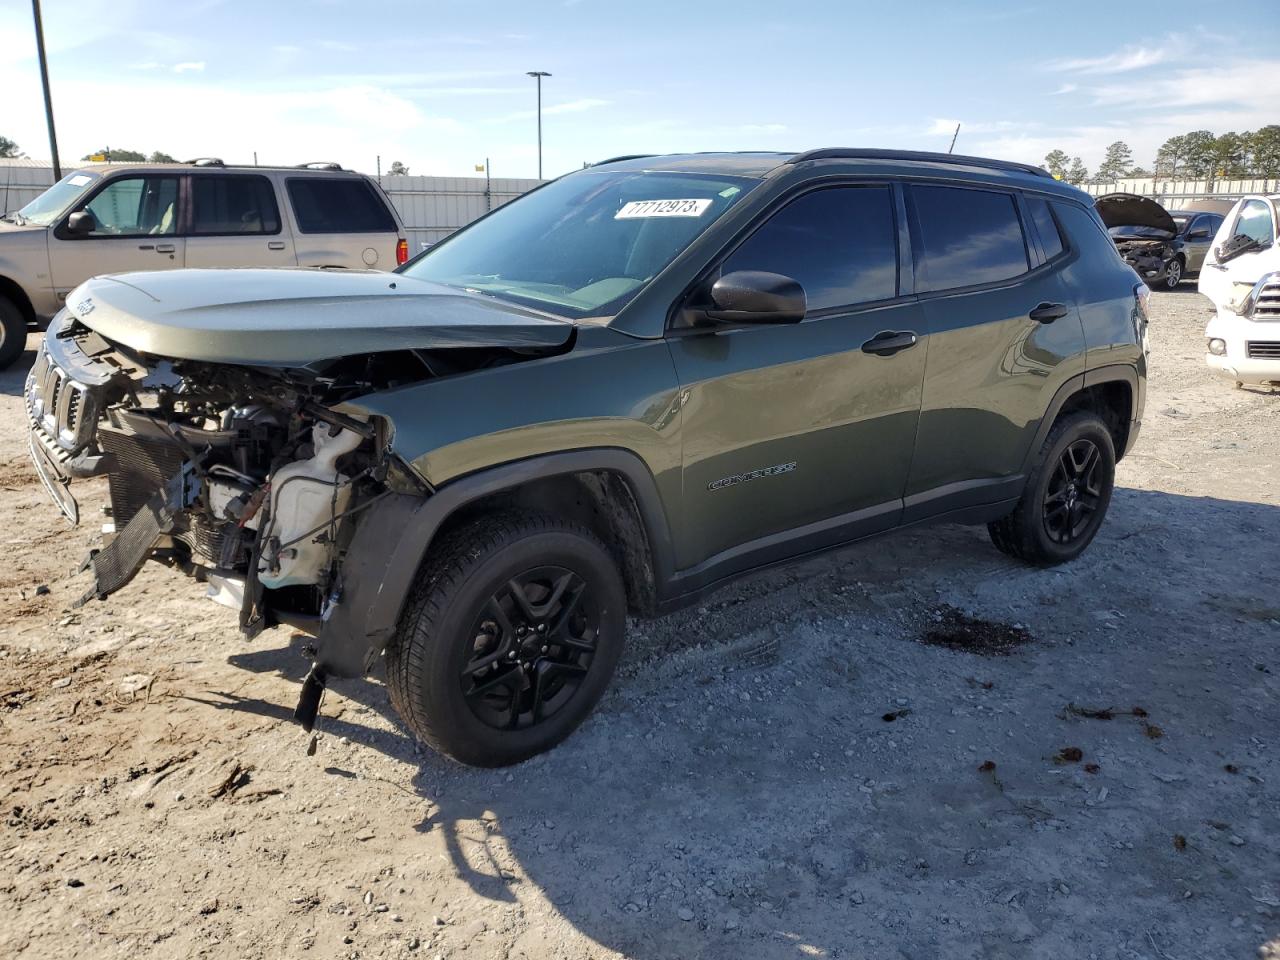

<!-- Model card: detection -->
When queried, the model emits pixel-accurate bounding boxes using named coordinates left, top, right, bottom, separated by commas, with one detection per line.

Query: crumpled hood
left=1094, top=193, right=1177, bottom=238
left=69, top=268, right=573, bottom=366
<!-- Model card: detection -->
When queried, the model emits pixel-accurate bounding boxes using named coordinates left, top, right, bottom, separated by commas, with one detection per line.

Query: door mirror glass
left=65, top=210, right=96, bottom=235
left=706, top=270, right=806, bottom=325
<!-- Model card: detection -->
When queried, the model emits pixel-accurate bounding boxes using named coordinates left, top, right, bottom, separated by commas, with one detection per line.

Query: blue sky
left=2, top=0, right=1278, bottom=179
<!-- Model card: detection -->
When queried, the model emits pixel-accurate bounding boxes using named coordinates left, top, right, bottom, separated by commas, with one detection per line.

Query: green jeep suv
left=26, top=149, right=1148, bottom=766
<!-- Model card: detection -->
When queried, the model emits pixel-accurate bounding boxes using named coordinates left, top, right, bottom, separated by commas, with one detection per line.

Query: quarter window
left=1026, top=197, right=1065, bottom=261
left=286, top=178, right=396, bottom=234
left=79, top=176, right=179, bottom=237
left=721, top=186, right=898, bottom=312
left=1234, top=200, right=1274, bottom=246
left=912, top=185, right=1029, bottom=292
left=192, top=175, right=280, bottom=235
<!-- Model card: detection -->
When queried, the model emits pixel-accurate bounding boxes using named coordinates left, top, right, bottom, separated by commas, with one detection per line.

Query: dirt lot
left=2, top=289, right=1277, bottom=960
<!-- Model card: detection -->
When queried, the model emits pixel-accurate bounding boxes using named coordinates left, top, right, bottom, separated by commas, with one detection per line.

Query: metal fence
left=0, top=160, right=543, bottom=250
left=1075, top=176, right=1279, bottom=202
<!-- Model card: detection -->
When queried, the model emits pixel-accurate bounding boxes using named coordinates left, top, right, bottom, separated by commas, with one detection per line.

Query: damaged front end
left=1095, top=192, right=1179, bottom=283
left=1112, top=237, right=1173, bottom=282
left=26, top=311, right=438, bottom=730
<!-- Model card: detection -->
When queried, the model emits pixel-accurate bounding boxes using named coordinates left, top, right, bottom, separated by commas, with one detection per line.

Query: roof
left=592, top=148, right=1066, bottom=190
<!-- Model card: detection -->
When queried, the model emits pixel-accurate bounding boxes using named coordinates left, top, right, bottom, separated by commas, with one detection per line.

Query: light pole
left=31, top=0, right=62, bottom=179
left=526, top=71, right=550, bottom=179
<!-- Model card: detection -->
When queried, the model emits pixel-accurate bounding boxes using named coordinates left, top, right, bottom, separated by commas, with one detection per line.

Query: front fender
left=314, top=448, right=675, bottom=679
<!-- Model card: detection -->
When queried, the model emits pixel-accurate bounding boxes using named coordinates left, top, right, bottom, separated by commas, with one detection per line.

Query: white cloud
left=543, top=98, right=610, bottom=116
left=1051, top=83, right=1077, bottom=96
left=1048, top=43, right=1176, bottom=75
left=495, top=97, right=611, bottom=123
left=739, top=123, right=787, bottom=135
left=172, top=61, right=206, bottom=74
left=926, top=118, right=1023, bottom=137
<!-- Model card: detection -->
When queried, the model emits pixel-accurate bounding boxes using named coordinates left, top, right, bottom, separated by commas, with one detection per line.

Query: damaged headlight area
left=27, top=315, right=430, bottom=724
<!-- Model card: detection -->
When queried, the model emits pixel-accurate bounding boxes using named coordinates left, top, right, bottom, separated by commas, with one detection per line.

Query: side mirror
left=1187, top=228, right=1211, bottom=240
left=65, top=210, right=95, bottom=236
left=704, top=270, right=807, bottom=325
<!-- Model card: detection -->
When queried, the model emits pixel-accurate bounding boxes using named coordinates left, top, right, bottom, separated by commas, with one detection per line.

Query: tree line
left=1044, top=127, right=1280, bottom=185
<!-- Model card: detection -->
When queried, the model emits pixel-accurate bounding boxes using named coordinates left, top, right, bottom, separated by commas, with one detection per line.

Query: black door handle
left=1029, top=302, right=1069, bottom=323
left=861, top=330, right=919, bottom=357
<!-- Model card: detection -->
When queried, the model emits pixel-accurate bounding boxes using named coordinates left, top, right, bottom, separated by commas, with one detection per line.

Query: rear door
left=183, top=173, right=296, bottom=268
left=47, top=173, right=185, bottom=301
left=902, top=184, right=1085, bottom=519
left=283, top=176, right=400, bottom=270
left=668, top=182, right=927, bottom=569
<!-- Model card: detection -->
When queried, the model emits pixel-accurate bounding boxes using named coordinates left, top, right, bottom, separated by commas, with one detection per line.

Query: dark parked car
left=1095, top=193, right=1224, bottom=289
left=28, top=149, right=1148, bottom=766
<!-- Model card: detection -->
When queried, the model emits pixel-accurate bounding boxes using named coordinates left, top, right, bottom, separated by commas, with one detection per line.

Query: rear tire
left=988, top=411, right=1116, bottom=566
left=386, top=512, right=627, bottom=767
left=0, top=295, right=26, bottom=371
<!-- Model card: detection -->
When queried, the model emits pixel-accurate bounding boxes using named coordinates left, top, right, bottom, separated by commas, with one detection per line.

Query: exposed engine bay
left=1113, top=237, right=1171, bottom=279
left=26, top=315, right=446, bottom=646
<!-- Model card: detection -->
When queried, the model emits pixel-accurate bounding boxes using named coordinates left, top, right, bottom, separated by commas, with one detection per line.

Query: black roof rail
left=296, top=161, right=344, bottom=171
left=786, top=148, right=1053, bottom=179
left=591, top=154, right=658, bottom=167
left=187, top=157, right=225, bottom=167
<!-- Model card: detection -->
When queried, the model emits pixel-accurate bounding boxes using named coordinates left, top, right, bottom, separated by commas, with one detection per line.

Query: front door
left=1181, top=214, right=1219, bottom=274
left=183, top=173, right=297, bottom=269
left=47, top=173, right=185, bottom=304
left=668, top=184, right=927, bottom=573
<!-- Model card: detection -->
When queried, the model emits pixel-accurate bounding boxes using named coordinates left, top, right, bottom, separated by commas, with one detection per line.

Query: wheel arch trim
left=1021, top=364, right=1140, bottom=474
left=312, top=447, right=675, bottom=679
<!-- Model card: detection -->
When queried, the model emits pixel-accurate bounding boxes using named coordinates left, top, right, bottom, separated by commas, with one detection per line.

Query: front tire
left=1162, top=257, right=1183, bottom=289
left=0, top=295, right=27, bottom=370
left=988, top=411, right=1116, bottom=566
left=387, top=512, right=626, bottom=767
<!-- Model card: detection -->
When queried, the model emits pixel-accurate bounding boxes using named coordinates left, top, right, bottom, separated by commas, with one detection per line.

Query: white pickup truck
left=1198, top=194, right=1280, bottom=388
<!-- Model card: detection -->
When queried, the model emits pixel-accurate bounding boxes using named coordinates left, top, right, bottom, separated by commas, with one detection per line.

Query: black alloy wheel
left=988, top=411, right=1116, bottom=566
left=1041, top=439, right=1105, bottom=545
left=461, top=567, right=601, bottom=731
left=387, top=512, right=626, bottom=767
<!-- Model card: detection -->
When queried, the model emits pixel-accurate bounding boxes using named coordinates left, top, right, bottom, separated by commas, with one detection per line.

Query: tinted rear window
left=723, top=185, right=898, bottom=311
left=286, top=178, right=396, bottom=234
left=1026, top=196, right=1065, bottom=261
left=912, top=185, right=1029, bottom=292
left=192, top=175, right=280, bottom=235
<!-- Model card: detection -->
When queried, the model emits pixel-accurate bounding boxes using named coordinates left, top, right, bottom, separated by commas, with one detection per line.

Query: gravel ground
left=1, top=287, right=1277, bottom=960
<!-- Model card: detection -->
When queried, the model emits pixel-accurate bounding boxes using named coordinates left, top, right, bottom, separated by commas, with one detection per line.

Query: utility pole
left=31, top=0, right=62, bottom=179
left=526, top=71, right=551, bottom=179
left=485, top=157, right=491, bottom=212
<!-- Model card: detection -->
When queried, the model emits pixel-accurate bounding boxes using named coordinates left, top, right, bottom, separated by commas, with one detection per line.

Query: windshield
left=12, top=170, right=101, bottom=225
left=401, top=169, right=758, bottom=319
left=1170, top=214, right=1191, bottom=235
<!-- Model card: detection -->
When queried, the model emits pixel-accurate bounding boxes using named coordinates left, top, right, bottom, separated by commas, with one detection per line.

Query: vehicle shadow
left=219, top=486, right=1280, bottom=959
left=0, top=334, right=40, bottom=397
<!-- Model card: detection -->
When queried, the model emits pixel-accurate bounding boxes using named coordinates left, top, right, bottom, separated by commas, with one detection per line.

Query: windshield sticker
left=68, top=175, right=93, bottom=186
left=615, top=198, right=713, bottom=220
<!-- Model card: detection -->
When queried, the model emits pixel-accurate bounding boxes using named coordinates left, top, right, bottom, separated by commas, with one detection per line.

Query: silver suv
left=0, top=160, right=408, bottom=369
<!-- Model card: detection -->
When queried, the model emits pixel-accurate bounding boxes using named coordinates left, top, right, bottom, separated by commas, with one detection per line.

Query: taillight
left=1134, top=282, right=1151, bottom=355
left=396, top=238, right=408, bottom=266
left=1134, top=282, right=1151, bottom=324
